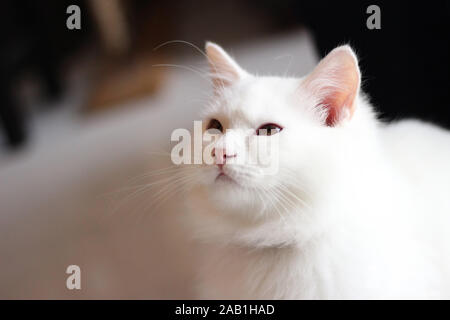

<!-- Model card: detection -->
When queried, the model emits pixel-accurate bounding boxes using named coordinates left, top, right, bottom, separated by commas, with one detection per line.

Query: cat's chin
left=206, top=182, right=265, bottom=216
left=215, top=172, right=238, bottom=185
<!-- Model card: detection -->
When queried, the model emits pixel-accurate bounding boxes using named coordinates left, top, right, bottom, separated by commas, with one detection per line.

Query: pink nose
left=212, top=147, right=237, bottom=165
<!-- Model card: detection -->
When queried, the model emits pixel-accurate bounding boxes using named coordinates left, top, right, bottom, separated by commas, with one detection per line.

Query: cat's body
left=184, top=43, right=450, bottom=299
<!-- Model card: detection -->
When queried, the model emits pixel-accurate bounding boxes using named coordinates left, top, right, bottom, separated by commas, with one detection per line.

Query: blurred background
left=0, top=0, right=449, bottom=298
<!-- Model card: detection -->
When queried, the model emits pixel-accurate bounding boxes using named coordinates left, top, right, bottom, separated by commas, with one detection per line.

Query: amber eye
left=257, top=123, right=283, bottom=136
left=206, top=119, right=223, bottom=132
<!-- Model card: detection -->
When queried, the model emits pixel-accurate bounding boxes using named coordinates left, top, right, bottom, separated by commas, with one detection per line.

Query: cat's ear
left=205, top=42, right=247, bottom=92
left=301, top=45, right=361, bottom=126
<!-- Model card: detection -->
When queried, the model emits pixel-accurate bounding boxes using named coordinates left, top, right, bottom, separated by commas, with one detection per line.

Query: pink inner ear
left=324, top=95, right=342, bottom=126
left=323, top=69, right=359, bottom=126
left=303, top=46, right=360, bottom=126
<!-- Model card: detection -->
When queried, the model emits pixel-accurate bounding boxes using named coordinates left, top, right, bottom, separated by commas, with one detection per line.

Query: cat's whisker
left=105, top=167, right=197, bottom=218
left=105, top=175, right=179, bottom=217
left=152, top=39, right=230, bottom=93
left=272, top=185, right=299, bottom=211
left=121, top=169, right=199, bottom=223
left=141, top=172, right=200, bottom=217
left=123, top=165, right=188, bottom=185
left=124, top=165, right=178, bottom=182
left=153, top=40, right=216, bottom=76
left=147, top=171, right=197, bottom=206
left=152, top=63, right=210, bottom=82
left=277, top=182, right=313, bottom=212
left=259, top=186, right=298, bottom=242
left=279, top=168, right=314, bottom=199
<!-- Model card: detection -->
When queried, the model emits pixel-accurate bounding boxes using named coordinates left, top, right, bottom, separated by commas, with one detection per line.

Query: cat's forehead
left=204, top=76, right=300, bottom=127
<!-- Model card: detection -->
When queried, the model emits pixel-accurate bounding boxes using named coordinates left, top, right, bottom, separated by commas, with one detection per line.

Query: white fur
left=184, top=43, right=450, bottom=299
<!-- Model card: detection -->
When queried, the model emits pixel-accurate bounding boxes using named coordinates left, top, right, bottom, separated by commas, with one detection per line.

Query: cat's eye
left=257, top=123, right=283, bottom=136
left=206, top=119, right=223, bottom=132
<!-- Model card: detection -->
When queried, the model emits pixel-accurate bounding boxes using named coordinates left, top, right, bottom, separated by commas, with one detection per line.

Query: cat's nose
left=212, top=147, right=237, bottom=164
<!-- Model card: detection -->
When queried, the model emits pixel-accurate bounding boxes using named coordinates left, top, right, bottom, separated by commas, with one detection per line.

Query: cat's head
left=193, top=42, right=362, bottom=217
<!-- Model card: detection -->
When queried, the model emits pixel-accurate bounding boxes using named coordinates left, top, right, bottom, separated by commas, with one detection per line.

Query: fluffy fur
left=184, top=42, right=450, bottom=299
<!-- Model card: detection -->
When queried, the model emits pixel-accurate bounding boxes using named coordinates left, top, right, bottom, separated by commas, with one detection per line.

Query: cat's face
left=192, top=43, right=360, bottom=217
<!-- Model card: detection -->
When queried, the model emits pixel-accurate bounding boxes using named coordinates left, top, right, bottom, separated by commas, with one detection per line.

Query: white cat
left=184, top=42, right=450, bottom=299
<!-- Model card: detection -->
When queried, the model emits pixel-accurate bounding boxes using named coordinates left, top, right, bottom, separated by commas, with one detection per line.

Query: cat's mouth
left=215, top=168, right=237, bottom=184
